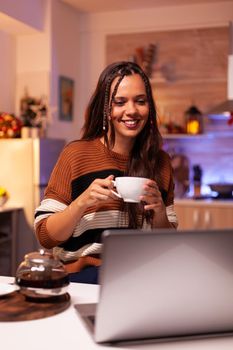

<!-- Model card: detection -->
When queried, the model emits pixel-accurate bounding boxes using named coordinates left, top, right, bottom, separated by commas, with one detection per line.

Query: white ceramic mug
left=111, top=176, right=149, bottom=203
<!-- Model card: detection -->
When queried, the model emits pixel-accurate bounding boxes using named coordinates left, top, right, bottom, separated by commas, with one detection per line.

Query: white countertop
left=0, top=205, right=23, bottom=212
left=1, top=276, right=233, bottom=350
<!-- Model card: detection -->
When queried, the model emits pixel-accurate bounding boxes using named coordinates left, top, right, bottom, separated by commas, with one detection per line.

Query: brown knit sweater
left=34, top=138, right=177, bottom=271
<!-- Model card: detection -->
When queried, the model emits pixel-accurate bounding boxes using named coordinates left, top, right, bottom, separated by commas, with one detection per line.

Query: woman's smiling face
left=108, top=73, right=149, bottom=147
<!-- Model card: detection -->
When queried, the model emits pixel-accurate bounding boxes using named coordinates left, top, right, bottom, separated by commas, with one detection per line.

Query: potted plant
left=20, top=91, right=48, bottom=138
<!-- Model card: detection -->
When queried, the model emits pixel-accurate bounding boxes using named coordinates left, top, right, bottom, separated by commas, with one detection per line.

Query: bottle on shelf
left=193, top=164, right=203, bottom=197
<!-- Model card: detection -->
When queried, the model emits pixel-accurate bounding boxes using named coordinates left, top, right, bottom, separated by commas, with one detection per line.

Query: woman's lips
left=121, top=119, right=140, bottom=128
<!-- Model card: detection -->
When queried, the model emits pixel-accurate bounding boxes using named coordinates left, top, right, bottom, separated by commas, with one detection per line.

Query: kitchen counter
left=174, top=199, right=233, bottom=230
left=1, top=276, right=233, bottom=350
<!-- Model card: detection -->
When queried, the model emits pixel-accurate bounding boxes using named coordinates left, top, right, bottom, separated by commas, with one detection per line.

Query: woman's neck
left=100, top=136, right=134, bottom=156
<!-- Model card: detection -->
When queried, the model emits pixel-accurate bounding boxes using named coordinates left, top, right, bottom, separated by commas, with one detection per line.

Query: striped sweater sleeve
left=35, top=145, right=73, bottom=248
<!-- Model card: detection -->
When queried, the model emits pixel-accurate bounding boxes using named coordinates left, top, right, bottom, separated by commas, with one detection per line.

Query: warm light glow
left=187, top=120, right=200, bottom=134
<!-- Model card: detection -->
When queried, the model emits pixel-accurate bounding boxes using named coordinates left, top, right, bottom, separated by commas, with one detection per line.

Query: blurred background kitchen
left=0, top=0, right=233, bottom=276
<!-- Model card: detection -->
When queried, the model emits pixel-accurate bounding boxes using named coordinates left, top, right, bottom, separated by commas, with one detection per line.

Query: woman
left=35, top=61, right=178, bottom=283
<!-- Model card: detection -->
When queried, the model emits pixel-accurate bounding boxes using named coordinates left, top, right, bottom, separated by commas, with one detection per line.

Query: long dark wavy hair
left=81, top=61, right=162, bottom=228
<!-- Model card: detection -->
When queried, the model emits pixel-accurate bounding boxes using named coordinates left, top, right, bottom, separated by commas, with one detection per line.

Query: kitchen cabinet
left=0, top=139, right=65, bottom=263
left=0, top=207, right=22, bottom=276
left=175, top=200, right=233, bottom=230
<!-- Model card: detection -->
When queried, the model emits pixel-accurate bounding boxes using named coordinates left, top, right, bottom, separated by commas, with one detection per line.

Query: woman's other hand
left=140, top=179, right=172, bottom=228
left=140, top=179, right=165, bottom=213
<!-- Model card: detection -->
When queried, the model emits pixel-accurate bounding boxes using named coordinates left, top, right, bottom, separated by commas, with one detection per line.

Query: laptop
left=74, top=228, right=233, bottom=344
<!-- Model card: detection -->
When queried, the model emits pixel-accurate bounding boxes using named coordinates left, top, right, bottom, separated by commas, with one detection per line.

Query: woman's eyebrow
left=114, top=94, right=147, bottom=99
left=135, top=94, right=147, bottom=98
left=113, top=96, right=126, bottom=100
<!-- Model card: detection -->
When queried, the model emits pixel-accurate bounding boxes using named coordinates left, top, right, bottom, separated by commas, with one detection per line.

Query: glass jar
left=15, top=249, right=69, bottom=299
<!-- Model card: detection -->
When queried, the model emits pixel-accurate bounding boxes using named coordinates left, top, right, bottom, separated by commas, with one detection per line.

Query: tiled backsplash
left=163, top=132, right=233, bottom=196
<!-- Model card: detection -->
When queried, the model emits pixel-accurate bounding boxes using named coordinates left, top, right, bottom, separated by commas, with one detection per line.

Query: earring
left=103, top=114, right=106, bottom=130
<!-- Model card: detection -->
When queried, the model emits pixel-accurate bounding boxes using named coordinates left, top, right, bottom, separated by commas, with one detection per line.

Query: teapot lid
left=24, top=249, right=61, bottom=267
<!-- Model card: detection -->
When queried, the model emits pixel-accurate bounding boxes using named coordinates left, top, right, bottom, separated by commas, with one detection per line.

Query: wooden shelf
left=150, top=78, right=227, bottom=85
left=162, top=131, right=233, bottom=139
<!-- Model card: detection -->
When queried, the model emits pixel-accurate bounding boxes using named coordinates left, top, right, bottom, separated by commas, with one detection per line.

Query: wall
left=0, top=0, right=45, bottom=31
left=15, top=0, right=82, bottom=142
left=0, top=0, right=82, bottom=142
left=79, top=1, right=233, bottom=124
left=0, top=31, right=16, bottom=113
left=15, top=0, right=51, bottom=116
left=48, top=0, right=82, bottom=140
left=77, top=1, right=233, bottom=199
left=1, top=1, right=233, bottom=142
left=105, top=27, right=228, bottom=128
left=0, top=0, right=47, bottom=116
